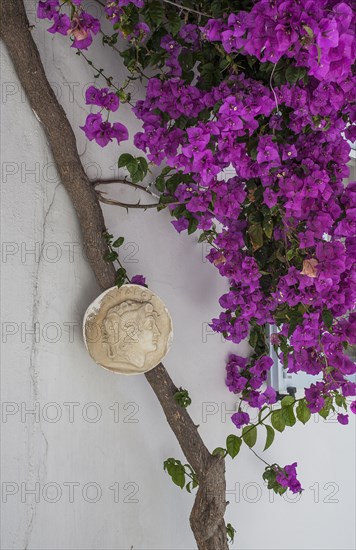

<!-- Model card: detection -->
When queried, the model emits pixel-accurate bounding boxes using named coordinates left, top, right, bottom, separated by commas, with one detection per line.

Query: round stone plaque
left=83, top=284, right=173, bottom=374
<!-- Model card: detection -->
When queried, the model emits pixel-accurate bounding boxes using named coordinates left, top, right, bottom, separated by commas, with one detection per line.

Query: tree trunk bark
left=0, top=1, right=228, bottom=547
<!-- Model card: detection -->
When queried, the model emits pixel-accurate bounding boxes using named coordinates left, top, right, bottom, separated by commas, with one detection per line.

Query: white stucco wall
left=1, top=2, right=355, bottom=549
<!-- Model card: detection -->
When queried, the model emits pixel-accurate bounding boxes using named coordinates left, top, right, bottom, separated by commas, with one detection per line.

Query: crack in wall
left=22, top=182, right=60, bottom=550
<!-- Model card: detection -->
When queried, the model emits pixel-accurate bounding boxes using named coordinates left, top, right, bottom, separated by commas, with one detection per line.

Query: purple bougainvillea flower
left=69, top=12, right=100, bottom=50
left=179, top=24, right=199, bottom=44
left=256, top=136, right=280, bottom=164
left=337, top=413, right=349, bottom=425
left=47, top=13, right=71, bottom=35
left=342, top=382, right=356, bottom=397
left=275, top=463, right=303, bottom=494
left=103, top=93, right=120, bottom=112
left=92, top=121, right=114, bottom=147
left=171, top=218, right=189, bottom=233
left=80, top=114, right=128, bottom=147
left=316, top=18, right=339, bottom=50
left=42, top=0, right=356, bottom=422
left=131, top=275, right=146, bottom=286
left=118, top=0, right=144, bottom=6
left=80, top=113, right=102, bottom=140
left=305, top=383, right=325, bottom=413
left=258, top=386, right=277, bottom=408
left=231, top=411, right=250, bottom=429
left=350, top=401, right=356, bottom=415
left=111, top=122, right=129, bottom=144
left=85, top=86, right=119, bottom=112
left=201, top=19, right=223, bottom=41
left=128, top=22, right=150, bottom=41
left=85, top=86, right=100, bottom=105
left=37, top=0, right=59, bottom=20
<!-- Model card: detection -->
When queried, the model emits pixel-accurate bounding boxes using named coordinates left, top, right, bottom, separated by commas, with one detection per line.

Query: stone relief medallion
left=83, top=284, right=173, bottom=375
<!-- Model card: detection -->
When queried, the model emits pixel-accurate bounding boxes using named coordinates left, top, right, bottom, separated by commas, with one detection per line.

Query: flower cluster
left=263, top=462, right=303, bottom=494
left=85, top=86, right=120, bottom=112
left=127, top=1, right=356, bottom=417
left=202, top=1, right=355, bottom=82
left=81, top=113, right=128, bottom=147
left=37, top=0, right=100, bottom=49
left=274, top=463, right=303, bottom=494
left=131, top=274, right=146, bottom=286
left=227, top=354, right=278, bottom=408
left=104, top=0, right=144, bottom=25
left=38, top=0, right=356, bottom=496
left=80, top=86, right=128, bottom=147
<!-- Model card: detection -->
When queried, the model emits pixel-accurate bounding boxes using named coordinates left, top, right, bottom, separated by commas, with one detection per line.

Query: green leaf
left=172, top=466, right=185, bottom=489
left=212, top=447, right=227, bottom=458
left=296, top=399, right=311, bottom=424
left=148, top=0, right=165, bottom=25
left=118, top=153, right=134, bottom=168
left=174, top=388, right=191, bottom=409
left=112, top=236, right=124, bottom=248
left=155, top=175, right=165, bottom=193
left=287, top=310, right=304, bottom=337
left=263, top=425, right=275, bottom=451
left=263, top=216, right=273, bottom=239
left=226, top=434, right=242, bottom=458
left=249, top=328, right=258, bottom=348
left=262, top=468, right=275, bottom=482
left=137, top=157, right=148, bottom=178
left=318, top=396, right=333, bottom=419
left=126, top=159, right=140, bottom=181
left=282, top=405, right=296, bottom=427
left=322, top=308, right=333, bottom=330
left=286, top=248, right=296, bottom=261
left=285, top=65, right=305, bottom=83
left=198, top=232, right=208, bottom=243
left=242, top=425, right=257, bottom=448
left=258, top=405, right=269, bottom=423
left=159, top=194, right=173, bottom=205
left=163, top=459, right=186, bottom=489
left=104, top=250, right=118, bottom=262
left=161, top=166, right=171, bottom=176
left=199, top=62, right=216, bottom=90
left=281, top=396, right=295, bottom=408
left=103, top=231, right=113, bottom=243
left=335, top=393, right=347, bottom=410
left=226, top=523, right=236, bottom=544
left=172, top=204, right=186, bottom=217
left=179, top=50, right=195, bottom=72
left=168, top=12, right=182, bottom=36
left=271, top=410, right=285, bottom=432
left=115, top=267, right=127, bottom=287
left=188, top=217, right=199, bottom=235
left=166, top=173, right=182, bottom=194
left=303, top=25, right=314, bottom=39
left=248, top=223, right=263, bottom=251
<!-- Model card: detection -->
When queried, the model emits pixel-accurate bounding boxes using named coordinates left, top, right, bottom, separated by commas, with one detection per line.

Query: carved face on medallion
left=83, top=285, right=173, bottom=374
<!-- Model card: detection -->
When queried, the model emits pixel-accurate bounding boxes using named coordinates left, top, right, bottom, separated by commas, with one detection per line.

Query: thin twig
left=92, top=177, right=158, bottom=197
left=96, top=190, right=160, bottom=209
left=162, top=0, right=211, bottom=18
left=99, top=30, right=121, bottom=53
left=249, top=446, right=271, bottom=467
left=93, top=0, right=211, bottom=17
left=269, top=62, right=281, bottom=116
left=76, top=49, right=120, bottom=91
